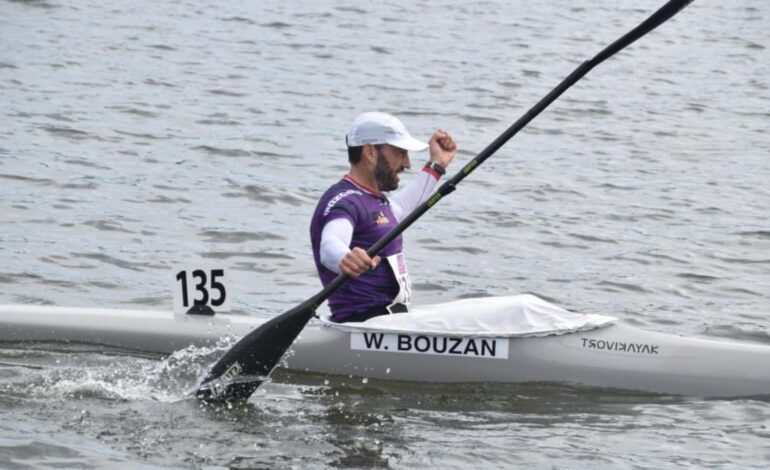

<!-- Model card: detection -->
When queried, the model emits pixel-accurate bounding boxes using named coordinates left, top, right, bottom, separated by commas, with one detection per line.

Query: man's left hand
left=428, top=129, right=457, bottom=169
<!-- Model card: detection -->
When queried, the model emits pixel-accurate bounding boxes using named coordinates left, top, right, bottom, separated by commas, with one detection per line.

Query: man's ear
left=363, top=144, right=377, bottom=165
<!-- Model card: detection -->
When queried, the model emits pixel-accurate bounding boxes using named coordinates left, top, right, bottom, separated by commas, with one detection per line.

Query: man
left=310, top=112, right=457, bottom=323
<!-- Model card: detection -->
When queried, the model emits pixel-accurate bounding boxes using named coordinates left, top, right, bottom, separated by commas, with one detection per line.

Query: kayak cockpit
left=318, top=294, right=617, bottom=338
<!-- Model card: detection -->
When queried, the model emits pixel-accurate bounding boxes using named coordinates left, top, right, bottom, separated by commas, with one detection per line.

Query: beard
left=373, top=153, right=400, bottom=192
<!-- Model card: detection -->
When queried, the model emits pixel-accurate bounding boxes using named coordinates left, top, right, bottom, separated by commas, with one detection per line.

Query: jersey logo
left=372, top=211, right=389, bottom=225
left=323, top=189, right=362, bottom=216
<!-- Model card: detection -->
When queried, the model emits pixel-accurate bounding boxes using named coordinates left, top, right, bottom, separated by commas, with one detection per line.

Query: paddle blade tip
left=194, top=361, right=265, bottom=403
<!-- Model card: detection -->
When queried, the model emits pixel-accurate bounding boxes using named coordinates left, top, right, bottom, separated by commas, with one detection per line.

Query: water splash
left=16, top=338, right=240, bottom=403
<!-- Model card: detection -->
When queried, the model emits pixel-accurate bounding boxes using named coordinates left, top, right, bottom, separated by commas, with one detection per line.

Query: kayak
left=1, top=295, right=769, bottom=397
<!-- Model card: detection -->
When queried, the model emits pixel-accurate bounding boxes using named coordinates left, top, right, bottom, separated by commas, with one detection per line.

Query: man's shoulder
left=318, top=179, right=366, bottom=217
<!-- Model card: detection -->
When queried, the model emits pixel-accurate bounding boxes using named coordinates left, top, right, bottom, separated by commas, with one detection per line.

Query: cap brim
left=389, top=136, right=429, bottom=152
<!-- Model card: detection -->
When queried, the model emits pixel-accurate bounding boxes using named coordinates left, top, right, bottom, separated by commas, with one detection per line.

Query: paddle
left=195, top=0, right=694, bottom=403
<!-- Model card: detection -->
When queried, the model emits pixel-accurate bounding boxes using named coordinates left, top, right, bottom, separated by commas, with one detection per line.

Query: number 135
left=175, top=269, right=226, bottom=307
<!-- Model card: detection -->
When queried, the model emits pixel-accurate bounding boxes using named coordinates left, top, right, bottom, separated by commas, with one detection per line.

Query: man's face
left=373, top=144, right=411, bottom=191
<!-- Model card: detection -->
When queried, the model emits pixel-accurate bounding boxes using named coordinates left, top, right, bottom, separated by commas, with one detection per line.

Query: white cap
left=346, top=112, right=428, bottom=151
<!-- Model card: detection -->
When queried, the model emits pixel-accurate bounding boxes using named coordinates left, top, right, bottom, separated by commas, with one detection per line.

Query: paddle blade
left=195, top=302, right=317, bottom=403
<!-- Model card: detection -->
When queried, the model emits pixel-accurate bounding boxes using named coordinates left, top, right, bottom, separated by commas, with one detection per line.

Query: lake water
left=1, top=0, right=769, bottom=468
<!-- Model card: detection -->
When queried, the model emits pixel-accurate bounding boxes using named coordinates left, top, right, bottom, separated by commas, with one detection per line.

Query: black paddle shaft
left=196, top=0, right=694, bottom=403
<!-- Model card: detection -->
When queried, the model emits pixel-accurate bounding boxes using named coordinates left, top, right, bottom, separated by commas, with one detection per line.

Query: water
left=1, top=0, right=769, bottom=467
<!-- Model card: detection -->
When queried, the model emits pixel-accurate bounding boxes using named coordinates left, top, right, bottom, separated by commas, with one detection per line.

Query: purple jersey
left=310, top=176, right=403, bottom=322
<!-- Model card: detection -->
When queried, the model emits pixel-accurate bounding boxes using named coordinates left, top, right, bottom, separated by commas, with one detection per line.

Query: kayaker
left=310, top=112, right=457, bottom=323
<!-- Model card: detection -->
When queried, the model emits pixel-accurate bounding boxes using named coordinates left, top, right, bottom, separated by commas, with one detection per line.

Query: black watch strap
left=426, top=161, right=446, bottom=176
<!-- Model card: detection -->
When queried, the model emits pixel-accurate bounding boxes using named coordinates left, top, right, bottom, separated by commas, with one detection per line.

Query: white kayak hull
left=2, top=304, right=769, bottom=397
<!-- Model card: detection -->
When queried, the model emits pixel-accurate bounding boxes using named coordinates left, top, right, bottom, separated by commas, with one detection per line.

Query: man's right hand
left=339, top=247, right=381, bottom=277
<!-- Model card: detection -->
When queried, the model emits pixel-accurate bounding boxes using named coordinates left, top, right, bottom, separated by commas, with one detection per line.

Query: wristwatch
left=425, top=161, right=446, bottom=176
